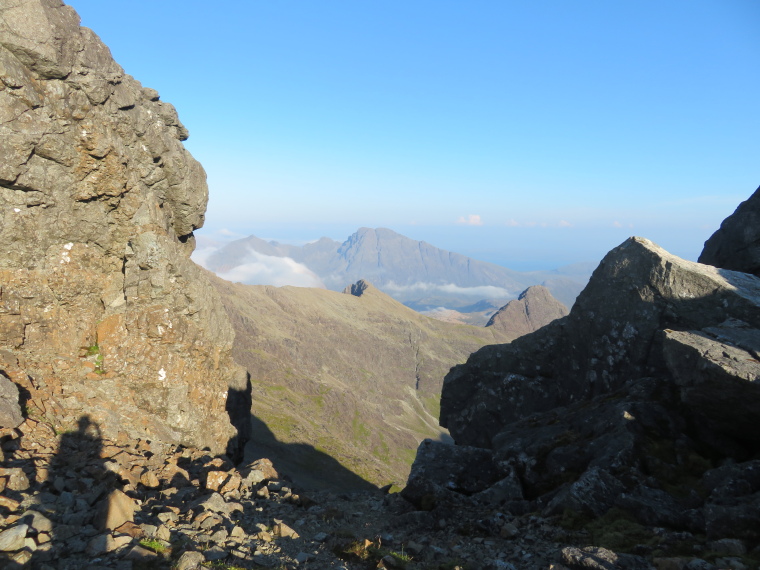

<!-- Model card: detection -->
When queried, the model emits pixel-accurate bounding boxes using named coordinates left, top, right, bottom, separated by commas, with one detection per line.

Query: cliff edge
left=0, top=0, right=246, bottom=454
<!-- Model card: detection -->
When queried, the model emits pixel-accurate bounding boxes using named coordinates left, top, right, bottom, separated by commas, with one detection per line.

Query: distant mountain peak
left=486, top=285, right=568, bottom=338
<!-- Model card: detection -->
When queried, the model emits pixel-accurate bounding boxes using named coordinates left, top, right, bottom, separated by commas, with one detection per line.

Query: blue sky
left=67, top=1, right=759, bottom=270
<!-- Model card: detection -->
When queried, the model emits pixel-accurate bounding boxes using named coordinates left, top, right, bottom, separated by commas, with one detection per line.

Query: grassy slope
left=210, top=275, right=515, bottom=489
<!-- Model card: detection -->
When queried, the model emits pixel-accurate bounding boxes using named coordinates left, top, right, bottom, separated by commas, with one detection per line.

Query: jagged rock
left=486, top=285, right=569, bottom=339
left=0, top=0, right=247, bottom=453
left=442, top=237, right=760, bottom=449
left=699, top=185, right=760, bottom=276
left=0, top=374, right=23, bottom=429
left=428, top=235, right=760, bottom=537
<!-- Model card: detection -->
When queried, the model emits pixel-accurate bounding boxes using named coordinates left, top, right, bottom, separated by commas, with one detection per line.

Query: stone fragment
left=98, top=489, right=136, bottom=531
left=204, top=546, right=228, bottom=561
left=205, top=470, right=227, bottom=491
left=156, top=524, right=171, bottom=542
left=241, top=458, right=278, bottom=486
left=126, top=545, right=158, bottom=561
left=0, top=467, right=30, bottom=491
left=0, top=524, right=28, bottom=551
left=273, top=520, right=299, bottom=539
left=0, top=495, right=20, bottom=511
left=176, top=550, right=205, bottom=570
left=114, top=521, right=143, bottom=537
left=139, top=469, right=160, bottom=488
left=0, top=375, right=23, bottom=429
left=21, top=510, right=52, bottom=533
left=86, top=533, right=115, bottom=555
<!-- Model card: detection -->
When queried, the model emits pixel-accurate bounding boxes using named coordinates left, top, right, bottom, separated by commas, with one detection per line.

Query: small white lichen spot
left=623, top=410, right=635, bottom=421
left=157, top=325, right=165, bottom=335
left=220, top=391, right=228, bottom=400
left=13, top=208, right=20, bottom=213
left=158, top=368, right=167, bottom=382
left=60, top=242, right=74, bottom=264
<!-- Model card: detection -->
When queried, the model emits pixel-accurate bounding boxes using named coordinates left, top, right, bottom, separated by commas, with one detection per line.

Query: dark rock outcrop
left=699, top=185, right=760, bottom=276
left=0, top=0, right=246, bottom=452
left=406, top=234, right=760, bottom=544
left=485, top=285, right=568, bottom=339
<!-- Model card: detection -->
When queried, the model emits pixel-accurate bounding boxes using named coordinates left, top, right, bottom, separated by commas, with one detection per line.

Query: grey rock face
left=0, top=0, right=245, bottom=452
left=441, top=237, right=760, bottom=449
left=699, top=185, right=760, bottom=276
left=406, top=235, right=760, bottom=539
left=485, top=285, right=568, bottom=339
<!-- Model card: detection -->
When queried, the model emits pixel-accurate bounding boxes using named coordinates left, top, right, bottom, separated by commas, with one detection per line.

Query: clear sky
left=66, top=0, right=759, bottom=270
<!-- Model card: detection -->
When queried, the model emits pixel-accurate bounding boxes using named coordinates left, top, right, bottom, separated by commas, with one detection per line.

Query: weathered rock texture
left=699, top=185, right=760, bottom=276
left=406, top=235, right=760, bottom=545
left=0, top=0, right=245, bottom=453
left=485, top=285, right=568, bottom=338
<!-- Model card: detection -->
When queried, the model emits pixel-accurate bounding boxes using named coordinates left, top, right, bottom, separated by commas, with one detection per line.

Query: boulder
left=441, top=237, right=760, bottom=450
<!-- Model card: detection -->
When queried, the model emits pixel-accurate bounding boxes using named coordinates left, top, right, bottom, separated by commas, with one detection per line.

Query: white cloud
left=505, top=219, right=521, bottom=227
left=558, top=220, right=573, bottom=228
left=191, top=246, right=217, bottom=267
left=193, top=246, right=326, bottom=288
left=612, top=221, right=623, bottom=228
left=384, top=281, right=512, bottom=298
left=218, top=228, right=243, bottom=237
left=456, top=214, right=483, bottom=226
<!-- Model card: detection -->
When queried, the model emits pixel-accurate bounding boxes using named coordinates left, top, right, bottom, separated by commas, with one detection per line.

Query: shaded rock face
left=0, top=0, right=246, bottom=452
left=407, top=235, right=760, bottom=543
left=485, top=285, right=568, bottom=339
left=699, top=185, right=760, bottom=276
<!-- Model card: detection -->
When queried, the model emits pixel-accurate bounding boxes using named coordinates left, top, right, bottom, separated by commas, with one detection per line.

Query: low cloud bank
left=384, top=281, right=512, bottom=298
left=193, top=247, right=326, bottom=288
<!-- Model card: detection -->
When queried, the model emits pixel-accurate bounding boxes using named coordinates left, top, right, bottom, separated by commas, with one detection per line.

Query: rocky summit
left=2, top=1, right=760, bottom=569
left=404, top=232, right=760, bottom=566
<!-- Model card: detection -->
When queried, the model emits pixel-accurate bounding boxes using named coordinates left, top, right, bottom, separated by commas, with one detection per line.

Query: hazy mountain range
left=199, top=227, right=593, bottom=315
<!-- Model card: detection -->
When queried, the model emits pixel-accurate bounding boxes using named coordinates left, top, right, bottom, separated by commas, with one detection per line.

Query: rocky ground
left=1, top=417, right=758, bottom=570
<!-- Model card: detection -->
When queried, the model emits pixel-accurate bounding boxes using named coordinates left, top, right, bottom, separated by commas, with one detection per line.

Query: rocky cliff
left=0, top=0, right=246, bottom=453
left=405, top=222, right=760, bottom=548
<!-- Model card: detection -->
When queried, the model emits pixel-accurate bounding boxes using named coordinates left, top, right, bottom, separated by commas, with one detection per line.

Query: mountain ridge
left=201, top=226, right=590, bottom=311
